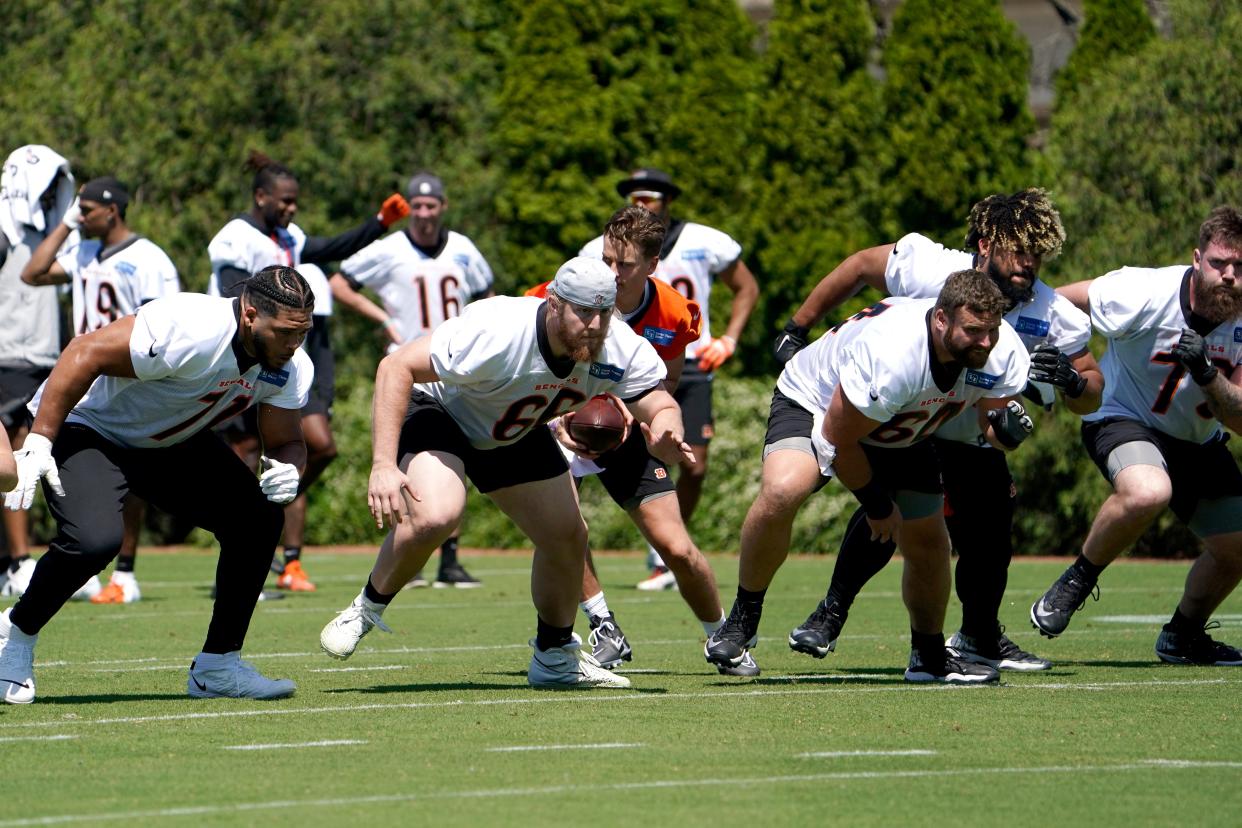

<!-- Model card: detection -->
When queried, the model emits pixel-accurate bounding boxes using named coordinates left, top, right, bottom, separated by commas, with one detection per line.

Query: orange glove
left=377, top=193, right=411, bottom=227
left=697, top=335, right=736, bottom=372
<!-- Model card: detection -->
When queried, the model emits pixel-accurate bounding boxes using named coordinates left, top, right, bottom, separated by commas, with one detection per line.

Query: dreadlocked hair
left=965, top=188, right=1065, bottom=259
left=244, top=149, right=297, bottom=193
left=243, top=265, right=315, bottom=316
left=604, top=205, right=666, bottom=260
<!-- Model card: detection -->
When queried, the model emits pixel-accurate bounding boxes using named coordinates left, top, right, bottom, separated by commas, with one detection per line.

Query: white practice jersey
left=296, top=262, right=332, bottom=317
left=57, top=236, right=180, bottom=335
left=206, top=217, right=308, bottom=295
left=30, top=293, right=313, bottom=449
left=581, top=221, right=741, bottom=358
left=1083, top=265, right=1242, bottom=444
left=777, top=298, right=1029, bottom=463
left=418, top=296, right=666, bottom=450
left=340, top=230, right=493, bottom=342
left=882, top=232, right=1091, bottom=444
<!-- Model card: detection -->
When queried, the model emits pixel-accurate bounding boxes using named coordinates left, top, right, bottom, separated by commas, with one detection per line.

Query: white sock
left=702, top=612, right=726, bottom=636
left=112, top=570, right=137, bottom=587
left=580, top=591, right=610, bottom=621
left=646, top=544, right=666, bottom=570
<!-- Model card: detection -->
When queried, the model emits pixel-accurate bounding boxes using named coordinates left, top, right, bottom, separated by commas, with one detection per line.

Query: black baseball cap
left=406, top=171, right=445, bottom=202
left=615, top=167, right=681, bottom=201
left=78, top=176, right=129, bottom=208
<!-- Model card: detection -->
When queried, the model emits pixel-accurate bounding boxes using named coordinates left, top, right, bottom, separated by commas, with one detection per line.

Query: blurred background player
left=581, top=168, right=758, bottom=590
left=21, top=176, right=181, bottom=604
left=0, top=145, right=74, bottom=598
left=330, top=171, right=494, bottom=588
left=528, top=207, right=737, bottom=673
left=207, top=150, right=410, bottom=591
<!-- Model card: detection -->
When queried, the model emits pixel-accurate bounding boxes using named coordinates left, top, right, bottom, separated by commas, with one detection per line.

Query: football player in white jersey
left=319, top=258, right=695, bottom=689
left=0, top=145, right=73, bottom=598
left=706, top=270, right=1034, bottom=683
left=581, top=168, right=758, bottom=591
left=1029, top=207, right=1242, bottom=665
left=22, top=176, right=182, bottom=605
left=207, top=150, right=410, bottom=592
left=330, top=171, right=494, bottom=588
left=771, top=189, right=1101, bottom=672
left=0, top=266, right=315, bottom=704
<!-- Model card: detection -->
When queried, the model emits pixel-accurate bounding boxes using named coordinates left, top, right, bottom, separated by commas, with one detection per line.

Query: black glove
left=1028, top=343, right=1087, bottom=398
left=987, top=400, right=1034, bottom=449
left=1171, top=328, right=1218, bottom=385
left=773, top=320, right=811, bottom=364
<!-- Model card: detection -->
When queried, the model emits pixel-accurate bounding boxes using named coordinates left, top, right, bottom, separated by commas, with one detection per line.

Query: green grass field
left=4, top=549, right=1241, bottom=827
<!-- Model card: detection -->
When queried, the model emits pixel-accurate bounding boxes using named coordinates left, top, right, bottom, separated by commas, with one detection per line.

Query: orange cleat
left=91, top=581, right=125, bottom=604
left=276, top=560, right=316, bottom=592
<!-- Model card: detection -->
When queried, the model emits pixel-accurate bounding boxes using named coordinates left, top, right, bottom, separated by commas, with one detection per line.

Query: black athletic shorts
left=301, top=316, right=335, bottom=418
left=675, top=359, right=714, bottom=445
left=398, top=391, right=568, bottom=493
left=1082, top=417, right=1242, bottom=525
left=0, top=362, right=51, bottom=430
left=763, top=388, right=941, bottom=496
left=586, top=426, right=675, bottom=511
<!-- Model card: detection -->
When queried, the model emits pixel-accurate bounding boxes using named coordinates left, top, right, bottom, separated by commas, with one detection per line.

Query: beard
left=1192, top=268, right=1242, bottom=323
left=985, top=257, right=1036, bottom=307
left=944, top=337, right=991, bottom=369
left=566, top=334, right=604, bottom=363
left=253, top=336, right=290, bottom=371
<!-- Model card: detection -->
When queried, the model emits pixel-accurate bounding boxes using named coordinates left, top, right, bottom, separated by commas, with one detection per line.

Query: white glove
left=3, top=433, right=65, bottom=511
left=259, top=455, right=300, bottom=504
left=61, top=197, right=82, bottom=231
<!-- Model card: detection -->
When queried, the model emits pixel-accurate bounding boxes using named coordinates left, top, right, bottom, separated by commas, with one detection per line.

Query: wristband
left=851, top=478, right=893, bottom=520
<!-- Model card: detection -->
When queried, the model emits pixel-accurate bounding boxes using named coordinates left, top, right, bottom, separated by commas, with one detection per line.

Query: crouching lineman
left=1030, top=206, right=1242, bottom=665
left=0, top=266, right=314, bottom=703
left=706, top=270, right=1033, bottom=683
left=319, top=257, right=694, bottom=688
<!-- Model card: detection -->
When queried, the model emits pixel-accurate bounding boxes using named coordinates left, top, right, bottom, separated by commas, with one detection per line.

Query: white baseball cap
left=550, top=257, right=616, bottom=310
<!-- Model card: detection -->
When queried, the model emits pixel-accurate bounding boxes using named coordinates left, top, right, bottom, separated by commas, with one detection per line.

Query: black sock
left=736, top=585, right=766, bottom=608
left=283, top=546, right=301, bottom=564
left=115, top=556, right=135, bottom=574
left=1168, top=607, right=1202, bottom=633
left=439, top=537, right=458, bottom=569
left=1072, top=554, right=1105, bottom=581
left=535, top=616, right=574, bottom=651
left=363, top=576, right=397, bottom=606
left=0, top=555, right=10, bottom=573
left=912, top=630, right=946, bottom=660
left=9, top=556, right=29, bottom=574
left=827, top=508, right=897, bottom=612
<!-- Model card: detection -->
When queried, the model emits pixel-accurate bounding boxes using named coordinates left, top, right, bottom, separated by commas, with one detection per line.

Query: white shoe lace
left=335, top=601, right=393, bottom=636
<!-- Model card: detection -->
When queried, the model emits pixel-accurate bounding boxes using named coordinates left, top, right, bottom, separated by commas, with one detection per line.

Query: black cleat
left=1030, top=567, right=1099, bottom=638
left=717, top=648, right=760, bottom=677
left=948, top=628, right=1051, bottom=671
left=434, top=563, right=482, bottom=589
left=587, top=613, right=633, bottom=669
left=904, top=649, right=999, bottom=684
left=788, top=598, right=847, bottom=659
left=1156, top=621, right=1242, bottom=666
left=705, top=603, right=761, bottom=669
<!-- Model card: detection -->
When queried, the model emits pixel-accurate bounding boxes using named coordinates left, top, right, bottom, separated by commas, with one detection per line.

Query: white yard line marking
left=486, top=742, right=643, bottom=753
left=798, top=749, right=937, bottom=758
left=222, top=739, right=366, bottom=751
left=1, top=677, right=1238, bottom=732
left=308, top=665, right=406, bottom=673
left=0, top=760, right=1234, bottom=826
left=1096, top=614, right=1242, bottom=625
left=0, top=735, right=78, bottom=743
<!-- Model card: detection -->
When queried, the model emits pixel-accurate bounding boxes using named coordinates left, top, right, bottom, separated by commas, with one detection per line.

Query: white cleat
left=635, top=566, right=677, bottom=592
left=91, top=571, right=142, bottom=604
left=0, top=558, right=37, bottom=598
left=70, top=575, right=103, bottom=601
left=187, top=651, right=296, bottom=699
left=0, top=609, right=37, bottom=704
left=528, top=633, right=632, bottom=689
left=319, top=591, right=392, bottom=660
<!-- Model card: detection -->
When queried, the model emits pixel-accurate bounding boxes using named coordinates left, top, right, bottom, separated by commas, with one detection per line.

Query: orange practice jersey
left=525, top=278, right=701, bottom=361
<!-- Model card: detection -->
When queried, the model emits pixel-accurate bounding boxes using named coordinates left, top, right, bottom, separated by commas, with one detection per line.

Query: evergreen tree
left=875, top=0, right=1035, bottom=243
left=1054, top=0, right=1156, bottom=102
left=748, top=0, right=883, bottom=356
